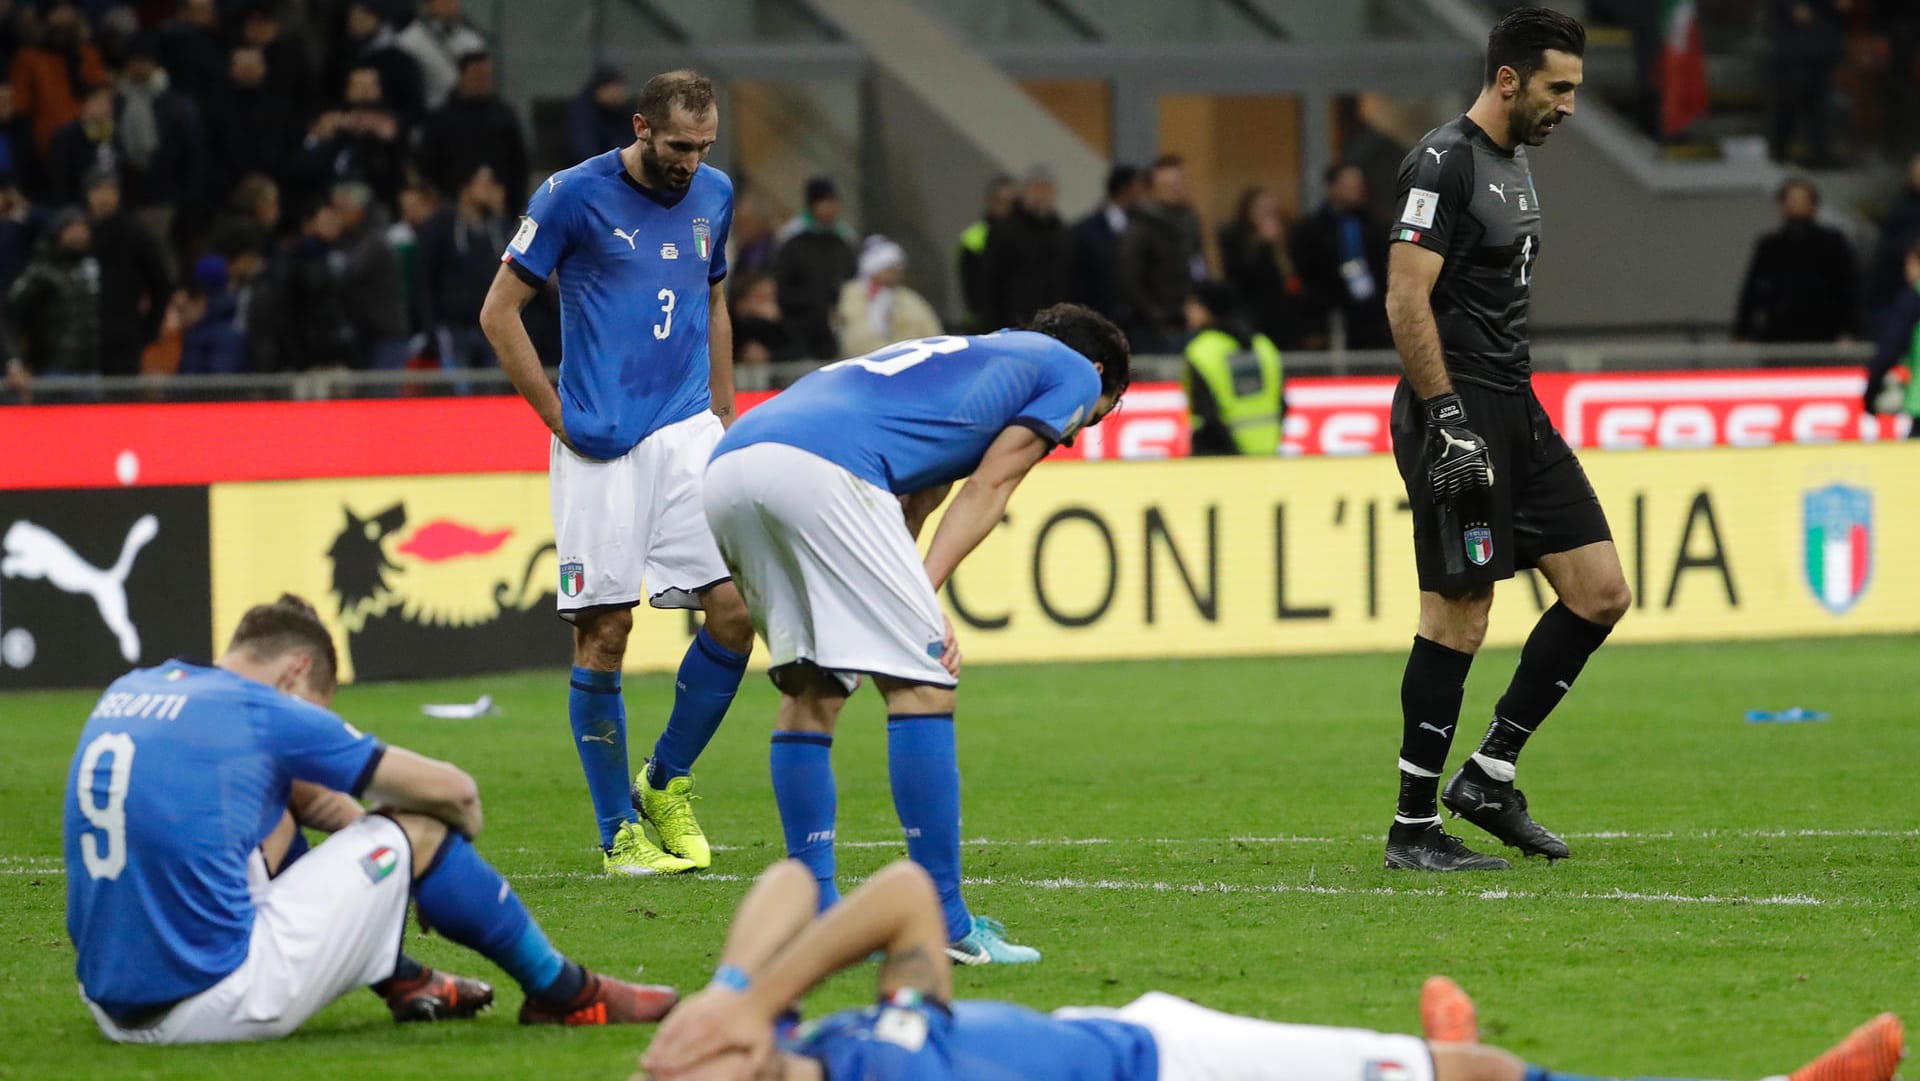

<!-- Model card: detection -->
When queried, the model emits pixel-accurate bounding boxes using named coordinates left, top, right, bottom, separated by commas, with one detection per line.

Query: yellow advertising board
left=208, top=443, right=1919, bottom=683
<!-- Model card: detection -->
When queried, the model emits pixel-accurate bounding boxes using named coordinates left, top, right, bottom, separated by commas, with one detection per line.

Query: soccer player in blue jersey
left=640, top=858, right=1906, bottom=1081
left=64, top=595, right=679, bottom=1043
left=702, top=303, right=1132, bottom=965
left=480, top=68, right=754, bottom=876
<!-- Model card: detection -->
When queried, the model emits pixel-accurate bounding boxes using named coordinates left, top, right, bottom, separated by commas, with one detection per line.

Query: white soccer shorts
left=83, top=816, right=413, bottom=1045
left=551, top=411, right=732, bottom=615
left=704, top=443, right=954, bottom=692
left=1058, top=992, right=1437, bottom=1081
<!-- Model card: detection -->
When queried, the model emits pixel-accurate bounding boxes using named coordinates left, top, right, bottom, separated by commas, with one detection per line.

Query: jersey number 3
left=76, top=732, right=136, bottom=880
left=654, top=288, right=676, bottom=340
left=826, top=335, right=970, bottom=375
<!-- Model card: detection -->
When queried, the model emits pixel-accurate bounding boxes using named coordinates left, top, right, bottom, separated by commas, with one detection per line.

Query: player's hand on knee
left=1423, top=393, right=1494, bottom=502
left=939, top=615, right=961, bottom=680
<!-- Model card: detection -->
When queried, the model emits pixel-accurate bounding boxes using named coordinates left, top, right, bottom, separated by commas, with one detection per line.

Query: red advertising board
left=0, top=369, right=1906, bottom=490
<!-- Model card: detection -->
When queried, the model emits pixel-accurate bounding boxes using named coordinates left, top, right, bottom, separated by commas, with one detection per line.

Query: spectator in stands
left=0, top=170, right=45, bottom=293
left=730, top=191, right=777, bottom=276
left=983, top=165, right=1073, bottom=330
left=392, top=181, right=437, bottom=351
left=415, top=50, right=527, bottom=212
left=208, top=218, right=280, bottom=371
left=155, top=0, right=226, bottom=112
left=7, top=206, right=101, bottom=378
left=418, top=162, right=505, bottom=370
left=329, top=1, right=425, bottom=123
left=835, top=234, right=942, bottom=357
left=729, top=269, right=789, bottom=370
left=210, top=46, right=301, bottom=206
left=276, top=198, right=353, bottom=370
left=331, top=180, right=408, bottom=370
left=1867, top=153, right=1920, bottom=326
left=1864, top=239, right=1920, bottom=435
left=1218, top=185, right=1311, bottom=351
left=239, top=3, right=318, bottom=120
left=1291, top=163, right=1390, bottom=349
left=1120, top=153, right=1205, bottom=353
left=955, top=173, right=1013, bottom=332
left=773, top=175, right=857, bottom=360
left=116, top=35, right=207, bottom=248
left=219, top=172, right=283, bottom=248
left=1735, top=177, right=1860, bottom=343
left=395, top=0, right=487, bottom=110
left=1182, top=281, right=1284, bottom=457
left=566, top=66, right=632, bottom=161
left=291, top=65, right=406, bottom=207
left=86, top=167, right=171, bottom=376
left=1071, top=162, right=1143, bottom=328
left=177, top=253, right=249, bottom=375
left=45, top=83, right=117, bottom=205
left=13, top=1, right=109, bottom=158
left=0, top=84, right=31, bottom=191
left=1769, top=0, right=1849, bottom=167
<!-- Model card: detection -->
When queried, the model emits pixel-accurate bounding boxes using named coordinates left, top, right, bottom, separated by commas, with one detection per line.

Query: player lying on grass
left=63, top=594, right=677, bottom=1043
left=639, top=859, right=1906, bottom=1081
left=701, top=304, right=1131, bottom=965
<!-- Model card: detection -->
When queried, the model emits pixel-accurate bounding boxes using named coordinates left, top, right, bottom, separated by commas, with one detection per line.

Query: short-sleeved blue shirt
left=504, top=151, right=734, bottom=460
left=713, top=331, right=1101, bottom=494
left=790, top=997, right=1159, bottom=1081
left=64, top=662, right=384, bottom=1013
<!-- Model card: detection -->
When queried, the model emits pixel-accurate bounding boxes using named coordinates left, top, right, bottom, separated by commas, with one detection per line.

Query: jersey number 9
left=76, top=732, right=136, bottom=880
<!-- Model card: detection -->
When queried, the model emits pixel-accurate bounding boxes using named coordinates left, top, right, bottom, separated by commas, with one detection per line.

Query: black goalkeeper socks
left=1396, top=635, right=1475, bottom=821
left=1476, top=602, right=1613, bottom=768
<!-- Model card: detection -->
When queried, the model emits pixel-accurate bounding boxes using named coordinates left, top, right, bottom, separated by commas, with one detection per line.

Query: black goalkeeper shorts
left=1390, top=379, right=1613, bottom=595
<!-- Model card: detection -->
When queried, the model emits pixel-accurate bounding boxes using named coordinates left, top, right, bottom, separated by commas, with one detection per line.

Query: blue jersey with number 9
left=63, top=662, right=384, bottom=1015
left=713, top=331, right=1102, bottom=495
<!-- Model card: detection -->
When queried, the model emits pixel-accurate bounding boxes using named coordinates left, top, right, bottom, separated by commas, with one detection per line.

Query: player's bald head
left=637, top=69, right=716, bottom=132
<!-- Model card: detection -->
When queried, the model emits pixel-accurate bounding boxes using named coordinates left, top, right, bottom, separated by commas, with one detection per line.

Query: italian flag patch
left=1394, top=228, right=1422, bottom=243
left=360, top=846, right=400, bottom=884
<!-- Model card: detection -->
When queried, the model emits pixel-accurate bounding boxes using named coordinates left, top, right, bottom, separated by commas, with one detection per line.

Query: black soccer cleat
left=1383, top=820, right=1510, bottom=872
left=1441, top=765, right=1571, bottom=861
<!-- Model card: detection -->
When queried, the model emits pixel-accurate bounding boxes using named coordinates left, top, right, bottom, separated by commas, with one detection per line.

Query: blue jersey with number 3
left=503, top=151, right=733, bottom=461
left=713, top=331, right=1101, bottom=494
left=63, top=662, right=384, bottom=1014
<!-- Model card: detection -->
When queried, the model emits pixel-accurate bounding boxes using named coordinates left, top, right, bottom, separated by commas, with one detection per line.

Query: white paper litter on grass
left=420, top=695, right=498, bottom=719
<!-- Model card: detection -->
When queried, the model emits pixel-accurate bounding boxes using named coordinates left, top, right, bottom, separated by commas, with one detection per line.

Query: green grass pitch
left=1, top=636, right=1914, bottom=1080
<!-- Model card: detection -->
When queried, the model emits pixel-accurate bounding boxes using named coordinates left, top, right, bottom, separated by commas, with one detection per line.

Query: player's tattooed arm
left=1385, top=242, right=1454, bottom=399
left=708, top=281, right=737, bottom=427
left=480, top=266, right=570, bottom=448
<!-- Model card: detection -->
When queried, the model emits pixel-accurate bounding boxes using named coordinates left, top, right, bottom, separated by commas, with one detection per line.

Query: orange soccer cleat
left=517, top=970, right=679, bottom=1026
left=1789, top=1014, right=1906, bottom=1081
left=382, top=966, right=496, bottom=1022
left=1419, top=975, right=1479, bottom=1044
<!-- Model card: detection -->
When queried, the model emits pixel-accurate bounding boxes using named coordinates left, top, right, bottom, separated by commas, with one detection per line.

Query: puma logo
left=1425, top=148, right=1447, bottom=163
left=613, top=228, right=640, bottom=249
left=1488, top=183, right=1507, bottom=203
left=3, top=516, right=158, bottom=662
left=1475, top=798, right=1504, bottom=812
left=578, top=732, right=616, bottom=745
left=1554, top=680, right=1571, bottom=691
left=546, top=175, right=564, bottom=192
left=1440, top=431, right=1479, bottom=454
left=1419, top=722, right=1455, bottom=738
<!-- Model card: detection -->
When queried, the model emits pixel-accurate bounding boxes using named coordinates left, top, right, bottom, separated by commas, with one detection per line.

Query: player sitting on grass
left=64, top=594, right=677, bottom=1043
left=640, top=858, right=1905, bottom=1081
left=702, top=304, right=1130, bottom=965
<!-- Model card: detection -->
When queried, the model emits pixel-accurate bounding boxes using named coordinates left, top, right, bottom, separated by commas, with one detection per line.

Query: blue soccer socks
left=415, top=832, right=581, bottom=1001
left=569, top=666, right=634, bottom=849
left=649, top=628, right=750, bottom=786
left=770, top=731, right=840, bottom=909
left=886, top=713, right=972, bottom=941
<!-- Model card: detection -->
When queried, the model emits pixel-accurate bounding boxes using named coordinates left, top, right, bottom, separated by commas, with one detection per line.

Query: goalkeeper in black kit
left=1380, top=7, right=1632, bottom=872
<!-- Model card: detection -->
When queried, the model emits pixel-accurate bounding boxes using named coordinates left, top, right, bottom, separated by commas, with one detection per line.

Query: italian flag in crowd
left=1659, top=0, right=1710, bottom=137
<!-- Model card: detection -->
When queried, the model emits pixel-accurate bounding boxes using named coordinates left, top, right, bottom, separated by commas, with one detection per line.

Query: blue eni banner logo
left=1803, top=483, right=1872, bottom=614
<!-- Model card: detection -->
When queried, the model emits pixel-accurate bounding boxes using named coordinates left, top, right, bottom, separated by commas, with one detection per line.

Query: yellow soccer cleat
left=603, top=819, right=695, bottom=876
left=635, top=763, right=712, bottom=869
